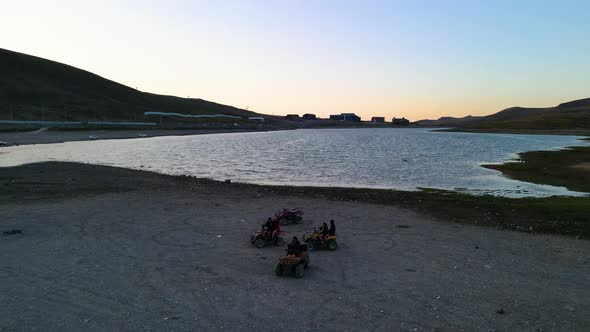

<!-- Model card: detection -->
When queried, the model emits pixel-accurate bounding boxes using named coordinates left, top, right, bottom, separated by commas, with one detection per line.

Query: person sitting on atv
left=329, top=219, right=336, bottom=236
left=271, top=217, right=281, bottom=239
left=263, top=217, right=275, bottom=238
left=319, top=222, right=329, bottom=244
left=287, top=236, right=301, bottom=255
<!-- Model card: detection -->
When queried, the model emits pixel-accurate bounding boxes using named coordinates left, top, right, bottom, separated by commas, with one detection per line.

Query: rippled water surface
left=1, top=128, right=588, bottom=197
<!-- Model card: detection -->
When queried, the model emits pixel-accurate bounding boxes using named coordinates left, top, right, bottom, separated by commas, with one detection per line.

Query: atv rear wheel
left=254, top=237, right=265, bottom=248
left=295, top=216, right=303, bottom=224
left=327, top=239, right=338, bottom=250
left=295, top=263, right=304, bottom=278
left=280, top=218, right=288, bottom=226
left=275, top=264, right=284, bottom=276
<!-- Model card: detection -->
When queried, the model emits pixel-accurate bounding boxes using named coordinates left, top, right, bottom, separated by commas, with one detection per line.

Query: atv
left=275, top=244, right=310, bottom=278
left=250, top=228, right=285, bottom=248
left=273, top=209, right=304, bottom=226
left=302, top=228, right=338, bottom=250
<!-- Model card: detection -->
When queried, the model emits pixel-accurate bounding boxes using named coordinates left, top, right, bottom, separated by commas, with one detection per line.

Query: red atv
left=272, top=209, right=304, bottom=226
left=250, top=227, right=285, bottom=248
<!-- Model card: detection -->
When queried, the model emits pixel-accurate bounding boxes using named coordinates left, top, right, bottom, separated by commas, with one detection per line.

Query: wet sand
left=1, top=162, right=589, bottom=331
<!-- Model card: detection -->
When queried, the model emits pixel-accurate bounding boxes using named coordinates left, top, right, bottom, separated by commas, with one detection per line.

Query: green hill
left=0, top=48, right=263, bottom=124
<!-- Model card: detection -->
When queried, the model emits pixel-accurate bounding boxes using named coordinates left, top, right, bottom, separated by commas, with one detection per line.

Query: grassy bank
left=483, top=145, right=590, bottom=193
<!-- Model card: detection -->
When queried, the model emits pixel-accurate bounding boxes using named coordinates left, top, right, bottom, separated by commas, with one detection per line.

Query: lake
left=1, top=128, right=588, bottom=197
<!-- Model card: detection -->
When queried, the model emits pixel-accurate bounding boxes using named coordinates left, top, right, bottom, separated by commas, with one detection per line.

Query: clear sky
left=2, top=0, right=589, bottom=120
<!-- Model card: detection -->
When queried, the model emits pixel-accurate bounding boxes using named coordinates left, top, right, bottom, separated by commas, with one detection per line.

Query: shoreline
left=3, top=161, right=589, bottom=238
left=0, top=128, right=277, bottom=146
left=2, top=127, right=589, bottom=239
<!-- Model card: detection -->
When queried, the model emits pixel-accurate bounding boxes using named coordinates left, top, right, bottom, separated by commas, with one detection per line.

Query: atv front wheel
left=280, top=218, right=288, bottom=226
left=296, top=216, right=303, bottom=224
left=254, top=238, right=265, bottom=248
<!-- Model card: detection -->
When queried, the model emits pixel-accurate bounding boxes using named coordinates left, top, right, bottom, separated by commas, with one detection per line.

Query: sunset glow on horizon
left=2, top=0, right=589, bottom=121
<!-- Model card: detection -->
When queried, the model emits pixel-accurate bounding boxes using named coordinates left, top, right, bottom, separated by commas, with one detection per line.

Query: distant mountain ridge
left=417, top=98, right=590, bottom=130
left=0, top=48, right=261, bottom=123
left=415, top=115, right=484, bottom=126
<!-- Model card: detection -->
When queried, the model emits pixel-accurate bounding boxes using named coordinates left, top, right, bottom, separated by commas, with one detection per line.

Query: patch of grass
left=484, top=146, right=590, bottom=193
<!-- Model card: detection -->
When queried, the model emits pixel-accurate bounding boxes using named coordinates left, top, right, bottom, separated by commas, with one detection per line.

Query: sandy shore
left=0, top=128, right=269, bottom=146
left=1, top=162, right=589, bottom=331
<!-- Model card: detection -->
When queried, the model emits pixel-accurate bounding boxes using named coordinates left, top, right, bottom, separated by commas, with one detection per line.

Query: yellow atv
left=302, top=228, right=338, bottom=250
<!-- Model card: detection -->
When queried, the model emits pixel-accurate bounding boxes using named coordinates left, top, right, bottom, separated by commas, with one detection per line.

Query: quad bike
left=250, top=228, right=285, bottom=248
left=272, top=209, right=304, bottom=226
left=302, top=228, right=338, bottom=250
left=275, top=244, right=310, bottom=278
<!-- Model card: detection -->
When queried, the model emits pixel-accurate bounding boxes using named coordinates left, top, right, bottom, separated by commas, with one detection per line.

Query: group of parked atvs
left=249, top=209, right=338, bottom=278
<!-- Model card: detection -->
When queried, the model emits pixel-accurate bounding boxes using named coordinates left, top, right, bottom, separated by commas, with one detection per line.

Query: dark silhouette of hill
left=0, top=48, right=261, bottom=123
left=417, top=98, right=590, bottom=130
left=415, top=115, right=484, bottom=126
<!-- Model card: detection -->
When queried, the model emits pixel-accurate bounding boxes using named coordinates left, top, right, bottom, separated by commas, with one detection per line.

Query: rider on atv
left=262, top=217, right=281, bottom=240
left=329, top=220, right=336, bottom=235
left=319, top=222, right=329, bottom=244
left=287, top=236, right=302, bottom=255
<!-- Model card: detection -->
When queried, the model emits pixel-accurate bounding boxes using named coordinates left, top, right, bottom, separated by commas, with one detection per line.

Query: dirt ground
left=1, top=163, right=589, bottom=331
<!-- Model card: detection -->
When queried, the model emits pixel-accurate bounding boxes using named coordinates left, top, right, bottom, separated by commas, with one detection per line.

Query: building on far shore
left=371, top=116, right=385, bottom=123
left=285, top=114, right=299, bottom=120
left=392, top=117, right=410, bottom=126
left=248, top=116, right=265, bottom=122
left=302, top=113, right=317, bottom=120
left=330, top=113, right=361, bottom=122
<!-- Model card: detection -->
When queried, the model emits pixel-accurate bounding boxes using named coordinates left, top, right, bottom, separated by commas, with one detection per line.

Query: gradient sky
left=2, top=0, right=589, bottom=120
